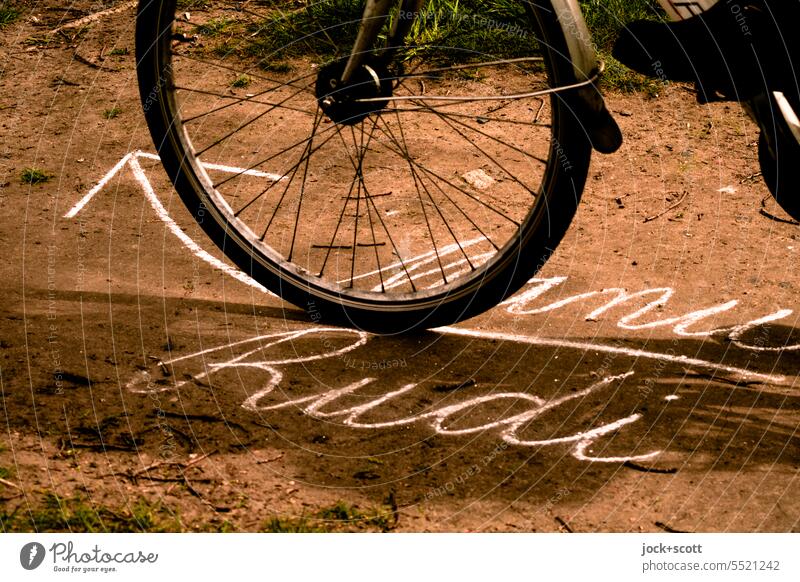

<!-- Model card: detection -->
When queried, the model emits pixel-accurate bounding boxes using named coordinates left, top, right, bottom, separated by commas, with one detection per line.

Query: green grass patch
left=0, top=466, right=12, bottom=479
left=0, top=6, right=20, bottom=29
left=1, top=493, right=180, bottom=533
left=196, top=16, right=237, bottom=37
left=189, top=0, right=664, bottom=92
left=109, top=47, right=129, bottom=56
left=231, top=74, right=252, bottom=88
left=103, top=106, right=123, bottom=120
left=239, top=0, right=532, bottom=70
left=262, top=500, right=395, bottom=533
left=20, top=168, right=52, bottom=185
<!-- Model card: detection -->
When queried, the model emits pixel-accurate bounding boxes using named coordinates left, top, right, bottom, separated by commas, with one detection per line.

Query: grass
left=238, top=0, right=533, bottom=71
left=192, top=0, right=664, bottom=92
left=0, top=493, right=180, bottom=533
left=109, top=47, right=129, bottom=56
left=103, top=106, right=123, bottom=120
left=0, top=491, right=392, bottom=533
left=0, top=466, right=12, bottom=479
left=177, top=0, right=211, bottom=9
left=262, top=500, right=395, bottom=533
left=20, top=168, right=52, bottom=185
left=196, top=16, right=237, bottom=37
left=0, top=6, right=20, bottom=29
left=231, top=74, right=252, bottom=88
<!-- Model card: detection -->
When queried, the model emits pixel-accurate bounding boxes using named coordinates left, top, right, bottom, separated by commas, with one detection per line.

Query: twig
left=624, top=461, right=678, bottom=474
left=72, top=52, right=119, bottom=72
left=681, top=370, right=760, bottom=387
left=256, top=452, right=284, bottom=465
left=643, top=190, right=689, bottom=223
left=0, top=477, right=22, bottom=491
left=184, top=475, right=230, bottom=513
left=387, top=490, right=400, bottom=530
left=740, top=171, right=762, bottom=185
left=136, top=475, right=215, bottom=484
left=555, top=516, right=574, bottom=533
left=431, top=378, right=477, bottom=393
left=49, top=1, right=138, bottom=34
left=655, top=521, right=689, bottom=533
left=133, top=450, right=215, bottom=478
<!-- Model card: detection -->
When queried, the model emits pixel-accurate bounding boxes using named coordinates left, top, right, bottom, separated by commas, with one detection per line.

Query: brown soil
left=0, top=1, right=798, bottom=533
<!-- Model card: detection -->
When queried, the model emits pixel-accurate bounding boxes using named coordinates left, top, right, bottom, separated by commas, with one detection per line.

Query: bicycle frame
left=342, top=0, right=622, bottom=153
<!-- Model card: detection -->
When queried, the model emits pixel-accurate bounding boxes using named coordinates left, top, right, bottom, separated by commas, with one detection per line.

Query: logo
left=20, top=542, right=46, bottom=570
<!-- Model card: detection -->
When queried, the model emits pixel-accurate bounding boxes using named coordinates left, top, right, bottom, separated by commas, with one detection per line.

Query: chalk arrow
left=63, top=150, right=285, bottom=294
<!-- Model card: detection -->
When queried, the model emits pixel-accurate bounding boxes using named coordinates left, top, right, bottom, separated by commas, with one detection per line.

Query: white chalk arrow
left=64, top=150, right=283, bottom=294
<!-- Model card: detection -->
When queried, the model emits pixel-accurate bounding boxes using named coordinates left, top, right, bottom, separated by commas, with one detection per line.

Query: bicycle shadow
left=3, top=302, right=798, bottom=508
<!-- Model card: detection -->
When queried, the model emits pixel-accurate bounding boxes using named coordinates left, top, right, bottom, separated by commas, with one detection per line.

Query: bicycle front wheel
left=136, top=0, right=592, bottom=332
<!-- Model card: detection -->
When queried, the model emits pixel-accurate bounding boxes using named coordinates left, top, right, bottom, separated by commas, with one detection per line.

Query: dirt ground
left=0, top=1, right=798, bottom=532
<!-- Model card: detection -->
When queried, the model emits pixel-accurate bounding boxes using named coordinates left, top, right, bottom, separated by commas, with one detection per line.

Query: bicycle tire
left=135, top=0, right=592, bottom=333
left=757, top=101, right=800, bottom=221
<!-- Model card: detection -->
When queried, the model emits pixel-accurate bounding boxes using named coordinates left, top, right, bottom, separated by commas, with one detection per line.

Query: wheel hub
left=316, top=59, right=393, bottom=125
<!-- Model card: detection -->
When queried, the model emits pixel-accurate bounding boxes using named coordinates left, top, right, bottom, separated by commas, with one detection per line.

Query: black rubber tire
left=135, top=0, right=592, bottom=333
left=758, top=129, right=800, bottom=222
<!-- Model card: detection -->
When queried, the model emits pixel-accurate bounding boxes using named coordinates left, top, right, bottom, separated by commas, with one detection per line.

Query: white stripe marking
left=435, top=326, right=791, bottom=386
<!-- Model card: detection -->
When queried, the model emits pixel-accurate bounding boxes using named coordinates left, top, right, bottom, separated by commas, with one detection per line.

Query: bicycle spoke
left=371, top=131, right=521, bottom=227
left=377, top=116, right=495, bottom=268
left=172, top=51, right=318, bottom=95
left=243, top=124, right=343, bottom=232
left=391, top=106, right=552, bottom=129
left=288, top=109, right=324, bottom=261
left=348, top=126, right=364, bottom=289
left=422, top=102, right=550, bottom=167
left=194, top=83, right=311, bottom=157
left=334, top=120, right=417, bottom=292
left=425, top=105, right=540, bottom=193
left=317, top=158, right=361, bottom=279
left=176, top=85, right=316, bottom=122
left=219, top=121, right=340, bottom=193
left=392, top=108, right=448, bottom=284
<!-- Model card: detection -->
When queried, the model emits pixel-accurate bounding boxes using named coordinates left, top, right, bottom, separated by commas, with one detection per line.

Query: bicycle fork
left=338, top=0, right=622, bottom=154
left=340, top=0, right=424, bottom=85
